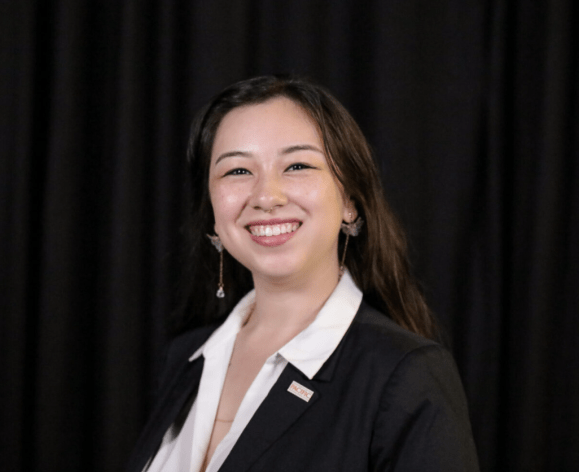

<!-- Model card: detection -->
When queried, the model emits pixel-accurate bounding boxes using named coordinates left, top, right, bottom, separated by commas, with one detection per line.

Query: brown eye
left=286, top=163, right=313, bottom=171
left=226, top=168, right=251, bottom=176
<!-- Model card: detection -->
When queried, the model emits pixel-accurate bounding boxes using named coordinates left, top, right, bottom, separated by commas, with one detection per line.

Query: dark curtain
left=1, top=1, right=577, bottom=471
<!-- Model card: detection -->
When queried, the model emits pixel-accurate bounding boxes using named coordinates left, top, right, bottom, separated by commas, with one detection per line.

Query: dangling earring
left=207, top=234, right=225, bottom=298
left=340, top=212, right=363, bottom=277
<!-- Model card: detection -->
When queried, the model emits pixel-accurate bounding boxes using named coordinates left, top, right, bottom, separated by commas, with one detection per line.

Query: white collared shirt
left=146, top=271, right=363, bottom=472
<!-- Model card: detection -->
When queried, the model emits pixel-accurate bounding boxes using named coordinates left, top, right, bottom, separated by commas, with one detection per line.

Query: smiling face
left=208, top=97, right=353, bottom=283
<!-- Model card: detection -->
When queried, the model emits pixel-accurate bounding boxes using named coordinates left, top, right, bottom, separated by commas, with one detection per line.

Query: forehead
left=212, top=97, right=323, bottom=156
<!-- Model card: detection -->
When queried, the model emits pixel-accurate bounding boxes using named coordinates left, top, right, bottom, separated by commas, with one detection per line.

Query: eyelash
left=224, top=163, right=313, bottom=176
left=225, top=168, right=250, bottom=176
left=286, top=163, right=313, bottom=171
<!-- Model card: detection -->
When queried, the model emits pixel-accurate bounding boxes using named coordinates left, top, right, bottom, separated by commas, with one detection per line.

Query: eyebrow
left=214, top=144, right=324, bottom=166
left=214, top=150, right=252, bottom=166
left=281, top=144, right=325, bottom=156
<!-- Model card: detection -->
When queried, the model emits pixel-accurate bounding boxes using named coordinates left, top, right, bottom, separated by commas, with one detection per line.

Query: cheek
left=313, top=180, right=346, bottom=215
left=291, top=178, right=345, bottom=222
left=210, top=185, right=246, bottom=229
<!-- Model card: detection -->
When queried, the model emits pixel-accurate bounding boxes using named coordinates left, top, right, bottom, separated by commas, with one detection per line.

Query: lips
left=246, top=218, right=302, bottom=247
left=249, top=222, right=299, bottom=236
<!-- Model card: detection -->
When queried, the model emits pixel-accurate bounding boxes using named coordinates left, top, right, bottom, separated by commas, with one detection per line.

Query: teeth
left=250, top=223, right=300, bottom=237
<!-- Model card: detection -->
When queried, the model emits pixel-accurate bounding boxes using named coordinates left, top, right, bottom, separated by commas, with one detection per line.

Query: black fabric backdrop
left=1, top=1, right=577, bottom=471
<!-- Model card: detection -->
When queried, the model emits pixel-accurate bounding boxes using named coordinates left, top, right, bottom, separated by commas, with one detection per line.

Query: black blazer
left=127, top=301, right=479, bottom=471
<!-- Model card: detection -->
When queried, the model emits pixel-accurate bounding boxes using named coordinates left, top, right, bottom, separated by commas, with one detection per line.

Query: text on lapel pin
left=287, top=381, right=314, bottom=402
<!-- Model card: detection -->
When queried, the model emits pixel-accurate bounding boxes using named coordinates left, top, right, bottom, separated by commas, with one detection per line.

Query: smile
left=249, top=222, right=300, bottom=237
left=246, top=219, right=302, bottom=247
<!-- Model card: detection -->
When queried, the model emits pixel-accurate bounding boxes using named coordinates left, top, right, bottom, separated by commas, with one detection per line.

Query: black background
left=1, top=1, right=577, bottom=471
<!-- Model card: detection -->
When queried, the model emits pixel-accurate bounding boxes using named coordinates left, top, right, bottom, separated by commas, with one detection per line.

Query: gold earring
left=207, top=234, right=225, bottom=298
left=339, top=213, right=363, bottom=277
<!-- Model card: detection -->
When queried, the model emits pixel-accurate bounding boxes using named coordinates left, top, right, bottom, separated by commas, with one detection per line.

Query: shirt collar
left=189, top=270, right=363, bottom=379
left=277, top=270, right=362, bottom=379
left=188, top=289, right=255, bottom=362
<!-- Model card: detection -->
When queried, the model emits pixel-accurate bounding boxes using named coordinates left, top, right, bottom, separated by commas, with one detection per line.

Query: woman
left=127, top=75, right=479, bottom=471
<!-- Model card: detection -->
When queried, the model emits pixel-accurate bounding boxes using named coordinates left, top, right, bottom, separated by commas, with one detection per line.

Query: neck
left=246, top=260, right=341, bottom=336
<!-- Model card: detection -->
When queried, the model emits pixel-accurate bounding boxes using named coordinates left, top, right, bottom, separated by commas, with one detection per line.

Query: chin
left=251, top=265, right=302, bottom=282
left=245, top=256, right=308, bottom=282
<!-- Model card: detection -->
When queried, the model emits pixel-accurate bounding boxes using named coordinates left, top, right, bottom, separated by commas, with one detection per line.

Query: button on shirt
left=146, top=270, right=363, bottom=472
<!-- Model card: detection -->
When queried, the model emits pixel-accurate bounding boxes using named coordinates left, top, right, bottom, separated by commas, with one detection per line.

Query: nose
left=249, top=173, right=288, bottom=212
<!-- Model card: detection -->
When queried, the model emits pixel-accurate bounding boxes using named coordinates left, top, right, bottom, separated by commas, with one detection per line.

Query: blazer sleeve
left=369, top=344, right=479, bottom=472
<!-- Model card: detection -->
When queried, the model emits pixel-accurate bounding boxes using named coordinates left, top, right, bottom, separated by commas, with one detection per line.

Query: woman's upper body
left=128, top=271, right=478, bottom=472
left=127, top=75, right=479, bottom=471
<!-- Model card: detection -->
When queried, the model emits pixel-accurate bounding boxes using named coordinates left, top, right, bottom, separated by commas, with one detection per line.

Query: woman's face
left=208, top=97, right=353, bottom=283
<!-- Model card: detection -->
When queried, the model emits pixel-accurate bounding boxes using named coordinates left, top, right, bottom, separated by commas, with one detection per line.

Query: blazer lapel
left=218, top=363, right=320, bottom=472
left=127, top=356, right=205, bottom=472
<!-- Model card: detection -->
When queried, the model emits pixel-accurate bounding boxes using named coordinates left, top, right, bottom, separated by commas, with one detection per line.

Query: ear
left=342, top=198, right=358, bottom=223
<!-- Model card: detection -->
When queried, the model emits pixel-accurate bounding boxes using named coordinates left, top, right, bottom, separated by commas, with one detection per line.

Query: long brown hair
left=174, top=75, right=437, bottom=339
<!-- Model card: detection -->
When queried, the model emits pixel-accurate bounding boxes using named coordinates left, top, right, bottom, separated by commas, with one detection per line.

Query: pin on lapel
left=287, top=381, right=314, bottom=402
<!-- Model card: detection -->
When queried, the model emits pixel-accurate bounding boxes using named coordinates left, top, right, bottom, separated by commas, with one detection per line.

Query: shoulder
left=342, top=301, right=468, bottom=413
left=345, top=300, right=446, bottom=371
left=168, top=324, right=216, bottom=358
left=167, top=321, right=222, bottom=362
left=351, top=300, right=437, bottom=350
left=346, top=302, right=478, bottom=470
left=156, top=322, right=220, bottom=388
